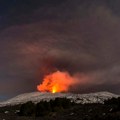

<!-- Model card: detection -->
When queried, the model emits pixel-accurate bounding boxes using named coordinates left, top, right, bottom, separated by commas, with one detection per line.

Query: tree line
left=19, top=97, right=75, bottom=117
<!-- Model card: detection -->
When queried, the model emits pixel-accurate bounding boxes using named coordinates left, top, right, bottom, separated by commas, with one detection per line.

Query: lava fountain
left=37, top=71, right=78, bottom=93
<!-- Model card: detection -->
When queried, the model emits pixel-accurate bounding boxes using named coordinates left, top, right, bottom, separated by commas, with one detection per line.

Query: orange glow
left=52, top=86, right=56, bottom=93
left=37, top=71, right=77, bottom=93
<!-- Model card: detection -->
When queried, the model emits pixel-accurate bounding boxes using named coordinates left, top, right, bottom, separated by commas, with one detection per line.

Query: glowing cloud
left=37, top=71, right=78, bottom=93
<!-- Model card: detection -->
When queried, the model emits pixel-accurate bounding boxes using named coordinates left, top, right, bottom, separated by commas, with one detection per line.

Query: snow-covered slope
left=0, top=92, right=119, bottom=107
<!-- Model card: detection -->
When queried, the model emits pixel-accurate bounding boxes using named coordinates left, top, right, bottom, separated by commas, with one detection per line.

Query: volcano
left=0, top=92, right=119, bottom=107
left=37, top=71, right=79, bottom=93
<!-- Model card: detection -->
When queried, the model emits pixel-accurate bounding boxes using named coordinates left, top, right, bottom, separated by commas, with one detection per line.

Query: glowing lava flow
left=37, top=71, right=77, bottom=93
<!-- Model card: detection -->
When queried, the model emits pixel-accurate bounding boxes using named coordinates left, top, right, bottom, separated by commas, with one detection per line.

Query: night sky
left=0, top=0, right=120, bottom=101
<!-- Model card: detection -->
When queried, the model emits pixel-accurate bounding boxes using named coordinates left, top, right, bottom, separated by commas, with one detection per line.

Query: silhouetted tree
left=36, top=101, right=52, bottom=116
left=19, top=101, right=35, bottom=116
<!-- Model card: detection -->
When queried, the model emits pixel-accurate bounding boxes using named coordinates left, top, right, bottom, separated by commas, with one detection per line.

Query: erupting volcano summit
left=37, top=71, right=78, bottom=93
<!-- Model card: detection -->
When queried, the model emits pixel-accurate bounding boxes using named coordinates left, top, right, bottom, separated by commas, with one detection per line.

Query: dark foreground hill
left=0, top=97, right=120, bottom=120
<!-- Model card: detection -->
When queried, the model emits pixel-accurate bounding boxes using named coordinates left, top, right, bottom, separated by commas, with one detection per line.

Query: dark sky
left=0, top=0, right=120, bottom=101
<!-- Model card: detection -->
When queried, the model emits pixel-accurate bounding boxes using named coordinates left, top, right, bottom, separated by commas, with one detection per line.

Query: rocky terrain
left=0, top=92, right=120, bottom=120
left=0, top=91, right=118, bottom=107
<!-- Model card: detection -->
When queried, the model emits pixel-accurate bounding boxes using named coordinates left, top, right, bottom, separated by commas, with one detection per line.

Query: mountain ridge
left=0, top=91, right=119, bottom=107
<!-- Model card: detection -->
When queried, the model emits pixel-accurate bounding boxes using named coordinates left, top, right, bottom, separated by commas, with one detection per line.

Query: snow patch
left=0, top=92, right=119, bottom=107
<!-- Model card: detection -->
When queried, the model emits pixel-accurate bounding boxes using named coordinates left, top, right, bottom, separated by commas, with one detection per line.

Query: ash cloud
left=0, top=0, right=120, bottom=99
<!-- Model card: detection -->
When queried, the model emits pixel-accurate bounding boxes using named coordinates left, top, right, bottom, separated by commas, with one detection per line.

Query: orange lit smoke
left=37, top=71, right=78, bottom=93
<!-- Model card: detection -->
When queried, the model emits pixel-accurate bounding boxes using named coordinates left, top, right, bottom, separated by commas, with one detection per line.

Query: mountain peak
left=0, top=91, right=119, bottom=107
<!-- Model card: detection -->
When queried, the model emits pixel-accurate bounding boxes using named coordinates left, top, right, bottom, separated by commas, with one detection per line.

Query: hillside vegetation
left=0, top=97, right=120, bottom=120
